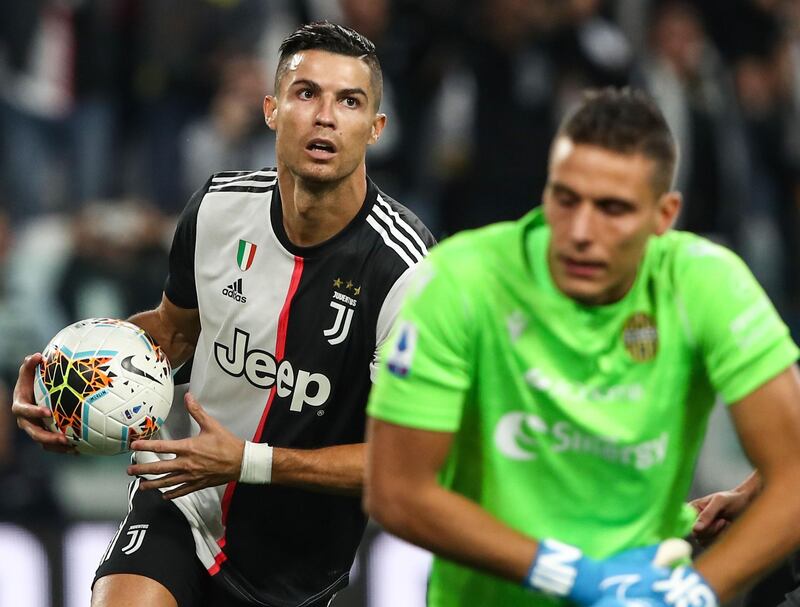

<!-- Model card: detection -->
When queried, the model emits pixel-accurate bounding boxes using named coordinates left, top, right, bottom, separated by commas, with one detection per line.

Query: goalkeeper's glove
left=524, top=538, right=718, bottom=607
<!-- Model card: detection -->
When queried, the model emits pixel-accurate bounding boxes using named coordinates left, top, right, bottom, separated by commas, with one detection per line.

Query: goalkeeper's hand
left=524, top=538, right=718, bottom=607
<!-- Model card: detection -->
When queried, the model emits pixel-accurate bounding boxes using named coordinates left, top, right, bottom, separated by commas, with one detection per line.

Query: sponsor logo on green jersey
left=494, top=411, right=668, bottom=470
left=525, top=368, right=644, bottom=403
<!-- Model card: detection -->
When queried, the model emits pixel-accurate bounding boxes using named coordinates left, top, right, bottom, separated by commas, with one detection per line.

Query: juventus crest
left=121, top=524, right=149, bottom=555
left=324, top=278, right=360, bottom=345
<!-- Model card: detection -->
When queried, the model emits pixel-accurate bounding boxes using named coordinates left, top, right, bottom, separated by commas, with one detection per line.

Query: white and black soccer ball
left=33, top=318, right=174, bottom=455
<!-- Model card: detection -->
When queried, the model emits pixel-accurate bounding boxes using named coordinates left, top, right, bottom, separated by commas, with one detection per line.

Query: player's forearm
left=733, top=469, right=762, bottom=500
left=694, top=463, right=800, bottom=602
left=128, top=307, right=196, bottom=367
left=271, top=443, right=365, bottom=495
left=366, top=478, right=537, bottom=584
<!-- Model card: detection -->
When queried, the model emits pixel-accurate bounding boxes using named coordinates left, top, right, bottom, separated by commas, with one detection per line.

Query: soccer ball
left=33, top=318, right=174, bottom=455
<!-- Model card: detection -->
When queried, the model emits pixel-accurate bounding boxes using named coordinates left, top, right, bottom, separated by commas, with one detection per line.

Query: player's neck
left=277, top=164, right=367, bottom=248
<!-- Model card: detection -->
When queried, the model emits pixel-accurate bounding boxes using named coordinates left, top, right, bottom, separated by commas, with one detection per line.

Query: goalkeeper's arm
left=364, top=418, right=715, bottom=606
left=692, top=367, right=800, bottom=601
left=365, top=419, right=538, bottom=584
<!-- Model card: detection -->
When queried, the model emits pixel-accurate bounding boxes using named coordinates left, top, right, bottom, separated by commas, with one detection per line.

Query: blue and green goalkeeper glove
left=525, top=538, right=718, bottom=607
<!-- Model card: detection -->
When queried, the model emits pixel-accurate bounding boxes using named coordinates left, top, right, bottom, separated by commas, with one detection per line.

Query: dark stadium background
left=1, top=1, right=799, bottom=605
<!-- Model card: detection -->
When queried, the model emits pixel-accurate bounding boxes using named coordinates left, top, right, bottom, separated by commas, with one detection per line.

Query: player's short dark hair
left=275, top=21, right=383, bottom=111
left=557, top=87, right=678, bottom=196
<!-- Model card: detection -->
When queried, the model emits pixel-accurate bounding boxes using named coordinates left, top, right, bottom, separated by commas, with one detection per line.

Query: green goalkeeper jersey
left=367, top=208, right=798, bottom=607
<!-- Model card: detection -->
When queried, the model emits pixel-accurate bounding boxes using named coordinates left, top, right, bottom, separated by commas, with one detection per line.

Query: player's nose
left=568, top=202, right=595, bottom=246
left=314, top=95, right=336, bottom=129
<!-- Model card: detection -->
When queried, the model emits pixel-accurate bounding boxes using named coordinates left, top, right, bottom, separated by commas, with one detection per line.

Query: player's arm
left=692, top=365, right=800, bottom=602
left=270, top=443, right=364, bottom=494
left=691, top=470, right=762, bottom=545
left=127, top=293, right=200, bottom=368
left=365, top=419, right=538, bottom=581
left=127, top=392, right=366, bottom=497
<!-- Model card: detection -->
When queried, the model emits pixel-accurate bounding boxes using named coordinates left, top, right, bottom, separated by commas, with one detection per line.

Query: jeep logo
left=214, top=328, right=331, bottom=412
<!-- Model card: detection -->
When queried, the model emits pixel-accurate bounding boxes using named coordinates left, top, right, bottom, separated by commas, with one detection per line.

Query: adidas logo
left=222, top=278, right=247, bottom=303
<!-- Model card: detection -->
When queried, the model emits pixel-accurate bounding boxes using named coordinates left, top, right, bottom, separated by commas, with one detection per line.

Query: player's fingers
left=11, top=402, right=51, bottom=420
left=12, top=353, right=42, bottom=399
left=142, top=473, right=195, bottom=492
left=184, top=393, right=211, bottom=428
left=695, top=519, right=729, bottom=547
left=696, top=517, right=728, bottom=538
left=162, top=481, right=206, bottom=500
left=688, top=496, right=711, bottom=512
left=693, top=496, right=725, bottom=529
left=137, top=472, right=194, bottom=491
left=127, top=459, right=182, bottom=477
left=130, top=438, right=186, bottom=455
left=18, top=417, right=68, bottom=446
left=709, top=518, right=729, bottom=536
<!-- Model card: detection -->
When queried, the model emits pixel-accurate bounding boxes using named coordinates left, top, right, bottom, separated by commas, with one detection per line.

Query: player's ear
left=368, top=113, right=387, bottom=145
left=264, top=96, right=278, bottom=131
left=655, top=191, right=682, bottom=235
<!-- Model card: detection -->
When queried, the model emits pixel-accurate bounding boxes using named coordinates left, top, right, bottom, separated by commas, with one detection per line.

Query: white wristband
left=239, top=441, right=273, bottom=484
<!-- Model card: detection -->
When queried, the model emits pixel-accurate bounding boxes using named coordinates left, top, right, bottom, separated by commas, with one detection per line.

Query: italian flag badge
left=237, top=239, right=257, bottom=271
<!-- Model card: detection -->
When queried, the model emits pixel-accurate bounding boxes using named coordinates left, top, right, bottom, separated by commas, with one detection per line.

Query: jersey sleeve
left=370, top=265, right=419, bottom=382
left=163, top=178, right=210, bottom=309
left=677, top=240, right=798, bottom=404
left=367, top=256, right=474, bottom=432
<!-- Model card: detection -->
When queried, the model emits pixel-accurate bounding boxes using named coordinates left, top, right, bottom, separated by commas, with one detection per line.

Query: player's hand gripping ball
left=33, top=318, right=174, bottom=455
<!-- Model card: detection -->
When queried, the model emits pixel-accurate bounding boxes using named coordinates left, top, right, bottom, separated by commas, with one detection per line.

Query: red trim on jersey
left=274, top=256, right=304, bottom=358
left=207, top=550, right=228, bottom=576
left=252, top=255, right=304, bottom=438
left=220, top=256, right=304, bottom=528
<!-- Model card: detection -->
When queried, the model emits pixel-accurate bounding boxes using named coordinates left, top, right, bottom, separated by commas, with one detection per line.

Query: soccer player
left=12, top=22, right=434, bottom=607
left=364, top=87, right=800, bottom=606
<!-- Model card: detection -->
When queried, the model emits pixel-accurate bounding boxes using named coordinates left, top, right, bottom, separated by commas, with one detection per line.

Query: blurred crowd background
left=0, top=0, right=798, bottom=600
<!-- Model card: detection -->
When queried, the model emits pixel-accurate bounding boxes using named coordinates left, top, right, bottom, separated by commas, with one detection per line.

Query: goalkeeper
left=364, top=87, right=800, bottom=606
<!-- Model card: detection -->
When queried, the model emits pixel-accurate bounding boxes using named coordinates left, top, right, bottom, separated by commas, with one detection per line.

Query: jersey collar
left=270, top=177, right=378, bottom=258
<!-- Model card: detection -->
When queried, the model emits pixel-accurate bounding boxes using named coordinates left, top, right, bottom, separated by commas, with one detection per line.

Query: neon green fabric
left=368, top=208, right=798, bottom=607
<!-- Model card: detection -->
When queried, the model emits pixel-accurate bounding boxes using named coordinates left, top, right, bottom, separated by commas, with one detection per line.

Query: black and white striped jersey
left=142, top=168, right=435, bottom=606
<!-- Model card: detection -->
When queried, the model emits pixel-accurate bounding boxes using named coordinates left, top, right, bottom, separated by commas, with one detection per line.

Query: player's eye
left=342, top=97, right=360, bottom=108
left=554, top=193, right=578, bottom=207
left=298, top=89, right=314, bottom=100
left=548, top=185, right=579, bottom=208
left=597, top=200, right=633, bottom=216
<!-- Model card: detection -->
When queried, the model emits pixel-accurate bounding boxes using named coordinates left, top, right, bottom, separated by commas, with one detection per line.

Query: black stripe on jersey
left=212, top=170, right=253, bottom=179
left=375, top=195, right=430, bottom=257
left=210, top=171, right=277, bottom=192
left=211, top=169, right=277, bottom=183
left=366, top=200, right=427, bottom=268
left=210, top=174, right=277, bottom=187
left=210, top=170, right=277, bottom=191
left=208, top=184, right=276, bottom=195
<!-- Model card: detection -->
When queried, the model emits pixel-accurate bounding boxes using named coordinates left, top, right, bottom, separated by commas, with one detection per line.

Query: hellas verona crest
left=622, top=312, right=658, bottom=362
